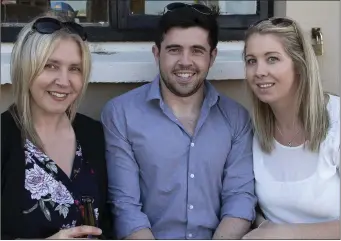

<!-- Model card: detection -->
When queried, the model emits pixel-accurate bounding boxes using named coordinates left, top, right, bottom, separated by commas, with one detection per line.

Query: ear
left=209, top=48, right=218, bottom=68
left=152, top=45, right=160, bottom=66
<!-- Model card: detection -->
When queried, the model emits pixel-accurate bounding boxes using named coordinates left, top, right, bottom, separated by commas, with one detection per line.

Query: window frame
left=1, top=0, right=274, bottom=43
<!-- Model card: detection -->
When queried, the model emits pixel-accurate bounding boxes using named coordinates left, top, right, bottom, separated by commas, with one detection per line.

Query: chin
left=43, top=106, right=70, bottom=116
left=256, top=96, right=278, bottom=105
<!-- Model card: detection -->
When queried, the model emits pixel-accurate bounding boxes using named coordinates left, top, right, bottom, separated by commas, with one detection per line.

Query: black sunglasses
left=32, top=17, right=87, bottom=41
left=163, top=2, right=213, bottom=15
left=249, top=17, right=294, bottom=29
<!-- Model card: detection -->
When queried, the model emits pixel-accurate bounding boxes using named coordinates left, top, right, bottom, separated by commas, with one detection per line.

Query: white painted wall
left=276, top=1, right=340, bottom=95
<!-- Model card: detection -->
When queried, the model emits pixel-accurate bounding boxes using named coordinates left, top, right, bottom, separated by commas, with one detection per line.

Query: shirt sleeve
left=101, top=101, right=151, bottom=239
left=220, top=108, right=257, bottom=222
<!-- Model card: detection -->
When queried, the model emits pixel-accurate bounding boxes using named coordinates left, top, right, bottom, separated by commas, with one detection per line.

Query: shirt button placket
left=187, top=140, right=196, bottom=239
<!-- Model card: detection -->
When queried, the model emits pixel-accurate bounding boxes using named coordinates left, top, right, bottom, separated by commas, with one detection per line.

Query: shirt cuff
left=220, top=194, right=257, bottom=222
left=114, top=211, right=151, bottom=239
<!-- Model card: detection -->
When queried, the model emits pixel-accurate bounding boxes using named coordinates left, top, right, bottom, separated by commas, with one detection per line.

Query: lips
left=256, top=83, right=275, bottom=89
left=174, top=72, right=195, bottom=78
left=173, top=70, right=196, bottom=84
left=47, top=91, right=69, bottom=100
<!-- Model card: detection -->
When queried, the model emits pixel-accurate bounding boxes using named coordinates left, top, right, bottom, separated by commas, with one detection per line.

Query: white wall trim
left=1, top=41, right=246, bottom=85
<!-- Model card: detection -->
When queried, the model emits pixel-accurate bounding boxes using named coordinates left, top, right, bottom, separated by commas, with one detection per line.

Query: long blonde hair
left=243, top=17, right=329, bottom=153
left=9, top=11, right=91, bottom=150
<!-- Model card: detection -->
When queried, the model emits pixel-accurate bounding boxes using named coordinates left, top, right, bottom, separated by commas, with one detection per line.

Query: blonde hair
left=243, top=17, right=330, bottom=153
left=9, top=11, right=91, bottom=150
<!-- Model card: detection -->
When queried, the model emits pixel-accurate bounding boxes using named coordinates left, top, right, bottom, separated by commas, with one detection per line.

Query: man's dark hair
left=155, top=6, right=219, bottom=52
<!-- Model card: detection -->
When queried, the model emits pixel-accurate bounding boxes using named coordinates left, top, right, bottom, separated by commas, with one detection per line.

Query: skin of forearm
left=284, top=220, right=339, bottom=239
left=125, top=228, right=155, bottom=240
left=213, top=217, right=251, bottom=239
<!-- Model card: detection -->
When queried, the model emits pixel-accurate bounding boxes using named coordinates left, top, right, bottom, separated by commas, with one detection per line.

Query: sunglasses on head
left=249, top=17, right=294, bottom=29
left=163, top=2, right=213, bottom=15
left=32, top=17, right=87, bottom=41
left=248, top=17, right=302, bottom=48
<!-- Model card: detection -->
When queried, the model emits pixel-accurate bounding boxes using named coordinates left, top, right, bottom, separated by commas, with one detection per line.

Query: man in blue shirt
left=101, top=2, right=256, bottom=239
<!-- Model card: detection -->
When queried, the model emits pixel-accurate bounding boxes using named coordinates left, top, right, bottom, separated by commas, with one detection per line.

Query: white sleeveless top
left=253, top=94, right=340, bottom=223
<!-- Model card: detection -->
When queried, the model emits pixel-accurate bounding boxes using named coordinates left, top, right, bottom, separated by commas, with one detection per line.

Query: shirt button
left=190, top=173, right=195, bottom=178
left=188, top=233, right=193, bottom=238
left=189, top=205, right=194, bottom=210
left=190, top=142, right=195, bottom=147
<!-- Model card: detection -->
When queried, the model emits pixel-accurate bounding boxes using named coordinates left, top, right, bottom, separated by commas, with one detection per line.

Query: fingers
left=66, top=225, right=102, bottom=238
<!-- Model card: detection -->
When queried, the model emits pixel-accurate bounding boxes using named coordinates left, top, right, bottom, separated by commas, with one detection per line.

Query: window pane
left=1, top=0, right=109, bottom=26
left=130, top=0, right=257, bottom=15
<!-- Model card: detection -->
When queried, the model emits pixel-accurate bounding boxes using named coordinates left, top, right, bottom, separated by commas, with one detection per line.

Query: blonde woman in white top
left=242, top=17, right=340, bottom=239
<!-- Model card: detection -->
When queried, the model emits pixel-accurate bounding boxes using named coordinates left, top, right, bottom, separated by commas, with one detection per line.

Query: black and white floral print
left=61, top=220, right=77, bottom=230
left=24, top=163, right=74, bottom=220
left=23, top=140, right=78, bottom=220
left=22, top=139, right=99, bottom=227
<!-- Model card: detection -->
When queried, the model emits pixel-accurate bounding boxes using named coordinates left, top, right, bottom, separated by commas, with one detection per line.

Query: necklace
left=275, top=123, right=301, bottom=147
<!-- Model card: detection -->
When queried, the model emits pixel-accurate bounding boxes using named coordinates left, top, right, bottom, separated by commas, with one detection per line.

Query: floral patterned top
left=22, top=139, right=100, bottom=235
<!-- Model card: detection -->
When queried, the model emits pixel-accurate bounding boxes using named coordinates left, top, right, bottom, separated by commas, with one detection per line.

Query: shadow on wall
left=0, top=80, right=250, bottom=120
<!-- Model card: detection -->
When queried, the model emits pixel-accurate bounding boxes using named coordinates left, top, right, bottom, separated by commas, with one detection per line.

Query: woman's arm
left=284, top=220, right=339, bottom=239
left=243, top=220, right=340, bottom=239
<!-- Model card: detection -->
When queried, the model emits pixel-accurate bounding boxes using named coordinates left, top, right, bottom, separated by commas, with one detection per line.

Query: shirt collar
left=204, top=80, right=220, bottom=108
left=146, top=74, right=162, bottom=102
left=146, top=74, right=220, bottom=107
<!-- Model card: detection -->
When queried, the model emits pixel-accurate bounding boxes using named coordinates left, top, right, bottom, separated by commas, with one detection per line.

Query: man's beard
left=159, top=67, right=208, bottom=98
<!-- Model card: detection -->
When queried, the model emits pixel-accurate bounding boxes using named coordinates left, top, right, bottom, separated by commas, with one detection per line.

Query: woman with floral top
left=1, top=12, right=112, bottom=239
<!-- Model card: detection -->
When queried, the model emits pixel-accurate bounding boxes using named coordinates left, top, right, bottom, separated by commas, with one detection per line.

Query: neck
left=270, top=96, right=300, bottom=130
left=31, top=107, right=70, bottom=135
left=160, top=81, right=205, bottom=117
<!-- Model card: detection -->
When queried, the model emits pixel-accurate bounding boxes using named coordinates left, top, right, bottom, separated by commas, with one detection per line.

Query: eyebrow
left=165, top=44, right=208, bottom=52
left=47, top=58, right=81, bottom=66
left=265, top=51, right=281, bottom=55
left=47, top=59, right=61, bottom=64
left=165, top=44, right=182, bottom=50
left=245, top=51, right=281, bottom=58
left=192, top=45, right=208, bottom=52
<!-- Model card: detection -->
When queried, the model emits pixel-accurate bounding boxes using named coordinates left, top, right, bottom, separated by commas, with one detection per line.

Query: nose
left=55, top=68, right=71, bottom=87
left=255, top=61, right=268, bottom=78
left=178, top=50, right=193, bottom=67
